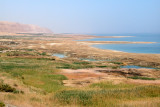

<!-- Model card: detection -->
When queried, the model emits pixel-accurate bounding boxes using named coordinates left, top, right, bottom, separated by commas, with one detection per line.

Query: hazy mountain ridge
left=0, top=21, right=53, bottom=33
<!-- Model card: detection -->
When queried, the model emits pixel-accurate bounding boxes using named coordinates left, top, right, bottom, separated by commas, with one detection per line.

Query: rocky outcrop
left=0, top=21, right=53, bottom=33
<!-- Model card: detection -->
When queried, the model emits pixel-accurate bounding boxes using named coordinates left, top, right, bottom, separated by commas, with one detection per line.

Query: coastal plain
left=0, top=33, right=160, bottom=107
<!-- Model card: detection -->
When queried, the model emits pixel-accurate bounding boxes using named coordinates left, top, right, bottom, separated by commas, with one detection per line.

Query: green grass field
left=55, top=85, right=160, bottom=106
left=0, top=52, right=160, bottom=107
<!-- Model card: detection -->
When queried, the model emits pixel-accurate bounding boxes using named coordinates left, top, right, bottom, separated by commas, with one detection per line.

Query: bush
left=110, top=62, right=123, bottom=65
left=96, top=65, right=108, bottom=68
left=0, top=102, right=5, bottom=107
left=0, top=83, right=21, bottom=93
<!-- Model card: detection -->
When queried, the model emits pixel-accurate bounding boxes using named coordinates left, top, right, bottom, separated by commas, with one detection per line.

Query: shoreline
left=76, top=34, right=158, bottom=54
left=78, top=41, right=157, bottom=45
left=0, top=33, right=160, bottom=68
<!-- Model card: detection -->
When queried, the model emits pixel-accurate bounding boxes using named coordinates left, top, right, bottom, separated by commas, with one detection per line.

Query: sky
left=0, top=0, right=160, bottom=34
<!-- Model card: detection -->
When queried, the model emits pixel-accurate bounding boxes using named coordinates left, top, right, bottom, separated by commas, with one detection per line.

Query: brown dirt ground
left=60, top=68, right=160, bottom=87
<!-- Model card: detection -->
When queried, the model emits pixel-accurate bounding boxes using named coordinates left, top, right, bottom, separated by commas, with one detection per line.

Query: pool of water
left=52, top=53, right=66, bottom=58
left=120, top=65, right=155, bottom=69
left=80, top=58, right=113, bottom=61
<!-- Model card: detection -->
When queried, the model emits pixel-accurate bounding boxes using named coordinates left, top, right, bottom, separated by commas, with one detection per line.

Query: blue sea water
left=82, top=34, right=160, bottom=54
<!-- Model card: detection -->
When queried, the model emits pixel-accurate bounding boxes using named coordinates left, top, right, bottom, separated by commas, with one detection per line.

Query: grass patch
left=55, top=85, right=160, bottom=106
left=0, top=57, right=68, bottom=92
left=6, top=51, right=37, bottom=56
left=112, top=66, right=119, bottom=69
left=110, top=62, right=123, bottom=65
left=90, top=82, right=136, bottom=89
left=128, top=76, right=156, bottom=80
left=56, top=62, right=94, bottom=69
left=73, top=61, right=90, bottom=65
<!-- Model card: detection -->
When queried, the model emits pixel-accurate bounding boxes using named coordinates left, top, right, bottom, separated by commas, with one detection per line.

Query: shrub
left=96, top=65, right=108, bottom=68
left=0, top=84, right=16, bottom=93
left=41, top=52, right=46, bottom=56
left=73, top=61, right=90, bottom=65
left=0, top=83, right=22, bottom=93
left=0, top=102, right=5, bottom=107
left=110, top=62, right=123, bottom=65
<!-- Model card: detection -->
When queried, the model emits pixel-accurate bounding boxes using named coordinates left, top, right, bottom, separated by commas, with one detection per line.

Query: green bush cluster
left=110, top=62, right=123, bottom=65
left=0, top=84, right=20, bottom=93
left=0, top=102, right=5, bottom=107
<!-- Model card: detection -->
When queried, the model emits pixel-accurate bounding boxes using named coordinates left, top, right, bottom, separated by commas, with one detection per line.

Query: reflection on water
left=52, top=53, right=66, bottom=58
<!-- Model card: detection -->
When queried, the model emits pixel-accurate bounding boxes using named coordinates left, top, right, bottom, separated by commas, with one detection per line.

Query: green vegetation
left=128, top=76, right=156, bottom=80
left=56, top=61, right=94, bottom=69
left=73, top=61, right=90, bottom=65
left=0, top=57, right=68, bottom=92
left=0, top=84, right=16, bottom=93
left=6, top=51, right=38, bottom=56
left=0, top=83, right=22, bottom=93
left=0, top=102, right=5, bottom=107
left=110, top=62, right=123, bottom=65
left=39, top=52, right=47, bottom=56
left=55, top=85, right=160, bottom=106
left=96, top=65, right=108, bottom=68
left=111, top=66, right=119, bottom=69
left=90, top=82, right=137, bottom=89
left=25, top=49, right=34, bottom=51
left=0, top=51, right=160, bottom=106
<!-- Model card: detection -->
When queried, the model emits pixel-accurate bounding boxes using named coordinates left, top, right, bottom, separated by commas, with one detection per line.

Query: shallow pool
left=80, top=58, right=113, bottom=61
left=120, top=65, right=155, bottom=69
left=52, top=53, right=66, bottom=58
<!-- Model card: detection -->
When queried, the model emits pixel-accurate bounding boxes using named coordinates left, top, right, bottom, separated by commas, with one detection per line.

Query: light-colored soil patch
left=60, top=68, right=126, bottom=87
left=60, top=68, right=106, bottom=79
left=60, top=68, right=160, bottom=87
left=128, top=79, right=160, bottom=85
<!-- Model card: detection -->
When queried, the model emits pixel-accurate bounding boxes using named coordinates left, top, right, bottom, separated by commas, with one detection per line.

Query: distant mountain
left=0, top=21, right=53, bottom=33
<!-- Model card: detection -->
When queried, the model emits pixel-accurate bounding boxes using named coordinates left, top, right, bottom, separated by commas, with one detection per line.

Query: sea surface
left=81, top=34, right=160, bottom=54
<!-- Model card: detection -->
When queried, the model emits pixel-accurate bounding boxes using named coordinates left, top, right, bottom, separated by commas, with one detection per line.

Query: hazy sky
left=0, top=0, right=160, bottom=34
